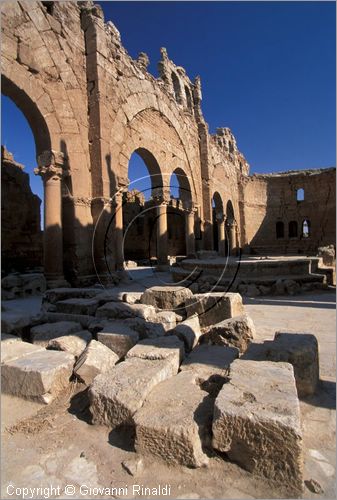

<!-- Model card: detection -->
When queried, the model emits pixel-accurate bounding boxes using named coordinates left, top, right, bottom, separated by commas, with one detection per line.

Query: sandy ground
left=1, top=281, right=335, bottom=500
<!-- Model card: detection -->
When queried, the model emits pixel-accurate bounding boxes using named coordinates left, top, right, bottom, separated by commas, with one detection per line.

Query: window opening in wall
left=302, top=219, right=310, bottom=238
left=276, top=221, right=284, bottom=239
left=185, top=86, right=193, bottom=110
left=171, top=72, right=181, bottom=103
left=296, top=188, right=304, bottom=201
left=289, top=220, right=298, bottom=238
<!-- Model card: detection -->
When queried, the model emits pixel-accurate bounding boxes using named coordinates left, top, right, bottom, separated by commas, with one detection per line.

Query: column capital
left=34, top=150, right=69, bottom=180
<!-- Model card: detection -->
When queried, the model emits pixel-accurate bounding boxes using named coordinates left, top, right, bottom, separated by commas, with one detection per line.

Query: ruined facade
left=1, top=145, right=42, bottom=272
left=1, top=1, right=335, bottom=286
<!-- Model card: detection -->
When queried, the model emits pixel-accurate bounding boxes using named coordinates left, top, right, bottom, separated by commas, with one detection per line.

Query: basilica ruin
left=1, top=2, right=336, bottom=499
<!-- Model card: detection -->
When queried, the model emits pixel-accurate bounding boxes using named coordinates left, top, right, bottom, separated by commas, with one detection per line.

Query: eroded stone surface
left=55, top=298, right=100, bottom=316
left=126, top=335, right=184, bottom=371
left=172, top=314, right=201, bottom=351
left=89, top=356, right=178, bottom=427
left=47, top=330, right=92, bottom=358
left=1, top=341, right=44, bottom=364
left=96, top=302, right=156, bottom=321
left=180, top=344, right=238, bottom=393
left=140, top=286, right=193, bottom=311
left=185, top=293, right=244, bottom=328
left=212, top=359, right=303, bottom=495
left=1, top=350, right=75, bottom=402
left=30, top=321, right=82, bottom=347
left=97, top=322, right=139, bottom=358
left=204, top=314, right=255, bottom=353
left=134, top=371, right=212, bottom=468
left=74, top=340, right=119, bottom=386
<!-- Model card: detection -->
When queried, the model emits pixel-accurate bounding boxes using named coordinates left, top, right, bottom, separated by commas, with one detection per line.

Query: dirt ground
left=1, top=288, right=335, bottom=500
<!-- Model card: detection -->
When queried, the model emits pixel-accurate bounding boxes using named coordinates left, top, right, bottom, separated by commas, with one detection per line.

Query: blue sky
left=1, top=1, right=335, bottom=206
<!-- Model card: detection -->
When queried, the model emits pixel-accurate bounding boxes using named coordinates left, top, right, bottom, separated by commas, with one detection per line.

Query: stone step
left=212, top=359, right=303, bottom=496
left=89, top=356, right=179, bottom=427
left=1, top=350, right=75, bottom=403
left=134, top=371, right=213, bottom=468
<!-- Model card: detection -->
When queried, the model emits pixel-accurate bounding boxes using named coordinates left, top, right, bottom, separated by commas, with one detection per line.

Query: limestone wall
left=243, top=168, right=336, bottom=254
left=1, top=146, right=43, bottom=271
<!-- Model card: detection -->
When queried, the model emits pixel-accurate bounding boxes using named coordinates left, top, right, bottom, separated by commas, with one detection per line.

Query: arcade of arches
left=1, top=1, right=336, bottom=287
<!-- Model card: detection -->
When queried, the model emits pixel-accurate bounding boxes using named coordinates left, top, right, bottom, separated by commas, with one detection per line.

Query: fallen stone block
left=55, top=298, right=100, bottom=316
left=30, top=321, right=82, bottom=347
left=267, top=332, right=319, bottom=397
left=185, top=293, right=244, bottom=328
left=1, top=311, right=33, bottom=336
left=1, top=341, right=44, bottom=364
left=122, top=292, right=142, bottom=304
left=140, top=286, right=193, bottom=311
left=134, top=371, right=213, bottom=467
left=96, top=302, right=156, bottom=321
left=89, top=356, right=178, bottom=427
left=180, top=344, right=239, bottom=394
left=97, top=322, right=139, bottom=358
left=126, top=335, right=184, bottom=370
left=43, top=287, right=100, bottom=305
left=1, top=350, right=75, bottom=403
left=123, top=317, right=167, bottom=339
left=212, top=359, right=303, bottom=495
left=43, top=312, right=96, bottom=329
left=204, top=314, right=255, bottom=353
left=74, top=340, right=119, bottom=386
left=47, top=330, right=92, bottom=358
left=1, top=333, right=22, bottom=344
left=151, top=310, right=176, bottom=331
left=172, top=314, right=202, bottom=351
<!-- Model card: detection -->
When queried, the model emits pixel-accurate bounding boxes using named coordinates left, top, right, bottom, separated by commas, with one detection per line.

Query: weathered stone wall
left=1, top=146, right=42, bottom=271
left=1, top=1, right=335, bottom=282
left=243, top=168, right=336, bottom=254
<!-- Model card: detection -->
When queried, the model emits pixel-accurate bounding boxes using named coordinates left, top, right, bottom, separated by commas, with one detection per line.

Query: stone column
left=218, top=217, right=226, bottom=257
left=156, top=202, right=169, bottom=268
left=114, top=190, right=124, bottom=271
left=185, top=209, right=196, bottom=258
left=227, top=219, right=236, bottom=255
left=35, top=151, right=68, bottom=287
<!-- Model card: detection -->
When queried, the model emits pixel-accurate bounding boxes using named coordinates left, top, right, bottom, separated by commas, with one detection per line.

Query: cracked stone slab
left=134, top=371, right=213, bottom=467
left=212, top=359, right=303, bottom=496
left=1, top=350, right=75, bottom=403
left=89, top=356, right=178, bottom=427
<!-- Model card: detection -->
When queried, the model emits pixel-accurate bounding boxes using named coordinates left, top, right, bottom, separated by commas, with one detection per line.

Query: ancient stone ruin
left=1, top=2, right=336, bottom=499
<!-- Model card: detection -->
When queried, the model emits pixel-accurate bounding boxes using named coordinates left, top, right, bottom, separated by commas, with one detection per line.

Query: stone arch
left=133, top=147, right=164, bottom=194
left=170, top=167, right=193, bottom=209
left=2, top=74, right=51, bottom=156
left=226, top=199, right=235, bottom=222
left=212, top=191, right=224, bottom=253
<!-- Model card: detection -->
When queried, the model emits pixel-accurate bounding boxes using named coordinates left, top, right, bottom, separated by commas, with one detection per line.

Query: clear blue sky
left=2, top=0, right=335, bottom=206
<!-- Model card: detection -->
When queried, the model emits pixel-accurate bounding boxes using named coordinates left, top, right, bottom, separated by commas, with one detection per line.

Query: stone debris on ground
left=1, top=349, right=75, bottom=403
left=184, top=292, right=244, bottom=327
left=179, top=344, right=239, bottom=394
left=74, top=339, right=119, bottom=386
left=134, top=371, right=213, bottom=468
left=47, top=330, right=92, bottom=358
left=96, top=322, right=139, bottom=358
left=172, top=314, right=202, bottom=351
left=203, top=314, right=255, bottom=353
left=140, top=285, right=193, bottom=311
left=30, top=321, right=82, bottom=347
left=89, top=355, right=179, bottom=427
left=212, top=359, right=303, bottom=496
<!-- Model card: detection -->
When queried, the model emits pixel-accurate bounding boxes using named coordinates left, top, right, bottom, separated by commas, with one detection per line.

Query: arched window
left=289, top=221, right=298, bottom=238
left=185, top=86, right=193, bottom=110
left=171, top=72, right=182, bottom=103
left=302, top=219, right=310, bottom=238
left=296, top=188, right=304, bottom=201
left=276, top=221, right=284, bottom=239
